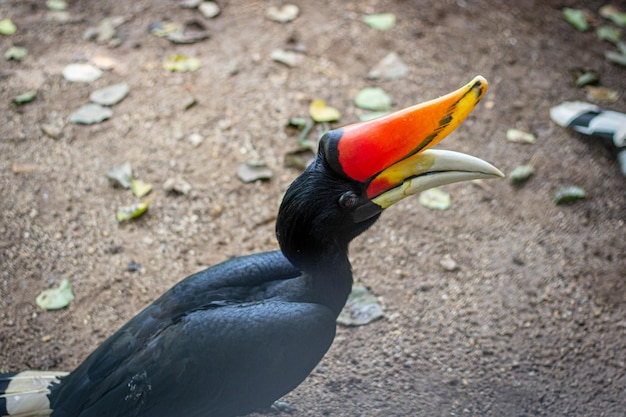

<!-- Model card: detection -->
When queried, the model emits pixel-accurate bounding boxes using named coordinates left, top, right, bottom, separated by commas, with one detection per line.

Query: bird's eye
left=338, top=191, right=359, bottom=209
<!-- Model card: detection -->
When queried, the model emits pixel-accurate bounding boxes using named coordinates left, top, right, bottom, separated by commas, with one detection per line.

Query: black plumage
left=0, top=76, right=502, bottom=417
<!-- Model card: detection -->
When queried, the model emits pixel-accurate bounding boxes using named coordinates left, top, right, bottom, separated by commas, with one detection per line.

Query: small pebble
left=266, top=4, right=300, bottom=23
left=270, top=49, right=303, bottom=67
left=41, top=124, right=61, bottom=139
left=211, top=205, right=223, bottom=217
left=127, top=260, right=142, bottom=272
left=150, top=21, right=209, bottom=44
left=180, top=0, right=202, bottom=8
left=164, top=177, right=192, bottom=195
left=95, top=17, right=117, bottom=44
left=182, top=95, right=197, bottom=110
left=585, top=86, right=619, bottom=103
left=225, top=60, right=240, bottom=76
left=11, top=163, right=41, bottom=174
left=46, top=11, right=71, bottom=24
left=83, top=27, right=99, bottom=41
left=62, top=63, right=103, bottom=83
left=198, top=1, right=220, bottom=18
left=91, top=55, right=117, bottom=70
left=188, top=133, right=204, bottom=147
left=439, top=254, right=459, bottom=272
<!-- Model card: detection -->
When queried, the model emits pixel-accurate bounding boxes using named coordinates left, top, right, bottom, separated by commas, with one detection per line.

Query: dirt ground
left=1, top=0, right=625, bottom=416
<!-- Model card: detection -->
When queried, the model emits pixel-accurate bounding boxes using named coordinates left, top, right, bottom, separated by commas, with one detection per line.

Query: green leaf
left=600, top=5, right=626, bottom=27
left=418, top=188, right=451, bottom=210
left=597, top=26, right=622, bottom=44
left=149, top=21, right=183, bottom=37
left=562, top=8, right=589, bottom=32
left=117, top=200, right=150, bottom=222
left=509, top=165, right=535, bottom=185
left=284, top=148, right=314, bottom=171
left=553, top=186, right=585, bottom=205
left=36, top=279, right=74, bottom=310
left=163, top=54, right=202, bottom=72
left=605, top=50, right=626, bottom=67
left=309, top=99, right=341, bottom=122
left=5, top=45, right=28, bottom=60
left=0, top=18, right=17, bottom=35
left=337, top=286, right=384, bottom=326
left=107, top=162, right=133, bottom=188
left=287, top=117, right=308, bottom=128
left=354, top=87, right=392, bottom=111
left=363, top=13, right=396, bottom=30
left=12, top=90, right=37, bottom=105
left=358, top=111, right=391, bottom=122
left=506, top=128, right=536, bottom=144
left=46, top=0, right=68, bottom=11
left=236, top=162, right=273, bottom=183
left=569, top=68, right=598, bottom=87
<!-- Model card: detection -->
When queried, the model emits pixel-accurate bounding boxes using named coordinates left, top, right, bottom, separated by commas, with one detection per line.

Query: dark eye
left=338, top=191, right=359, bottom=209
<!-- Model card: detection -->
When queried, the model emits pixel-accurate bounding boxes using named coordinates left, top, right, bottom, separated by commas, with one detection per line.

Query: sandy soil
left=1, top=1, right=624, bottom=416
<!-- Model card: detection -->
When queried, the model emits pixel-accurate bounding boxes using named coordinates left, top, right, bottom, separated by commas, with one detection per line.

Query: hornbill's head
left=276, top=76, right=503, bottom=270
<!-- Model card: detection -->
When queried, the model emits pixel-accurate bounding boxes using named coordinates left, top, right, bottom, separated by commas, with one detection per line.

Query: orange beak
left=322, top=76, right=489, bottom=183
left=319, top=76, right=503, bottom=222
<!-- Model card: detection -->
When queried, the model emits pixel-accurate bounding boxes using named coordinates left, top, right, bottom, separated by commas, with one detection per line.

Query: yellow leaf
left=309, top=99, right=341, bottom=123
left=163, top=54, right=201, bottom=72
left=131, top=179, right=153, bottom=198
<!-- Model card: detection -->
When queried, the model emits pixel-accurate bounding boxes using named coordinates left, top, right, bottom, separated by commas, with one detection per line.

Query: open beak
left=320, top=76, right=504, bottom=222
left=368, top=148, right=503, bottom=209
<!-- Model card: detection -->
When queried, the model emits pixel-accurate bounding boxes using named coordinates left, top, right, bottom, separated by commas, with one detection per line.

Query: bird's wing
left=50, top=251, right=315, bottom=417
left=66, top=300, right=336, bottom=417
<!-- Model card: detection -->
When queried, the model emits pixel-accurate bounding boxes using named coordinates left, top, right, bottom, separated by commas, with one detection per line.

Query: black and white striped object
left=0, top=371, right=68, bottom=417
left=550, top=101, right=626, bottom=176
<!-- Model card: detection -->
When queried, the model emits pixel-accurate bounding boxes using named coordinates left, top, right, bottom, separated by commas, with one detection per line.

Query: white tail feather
left=0, top=371, right=68, bottom=417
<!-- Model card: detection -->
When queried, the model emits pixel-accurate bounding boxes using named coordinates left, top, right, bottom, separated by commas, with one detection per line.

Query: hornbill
left=0, top=76, right=503, bottom=417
